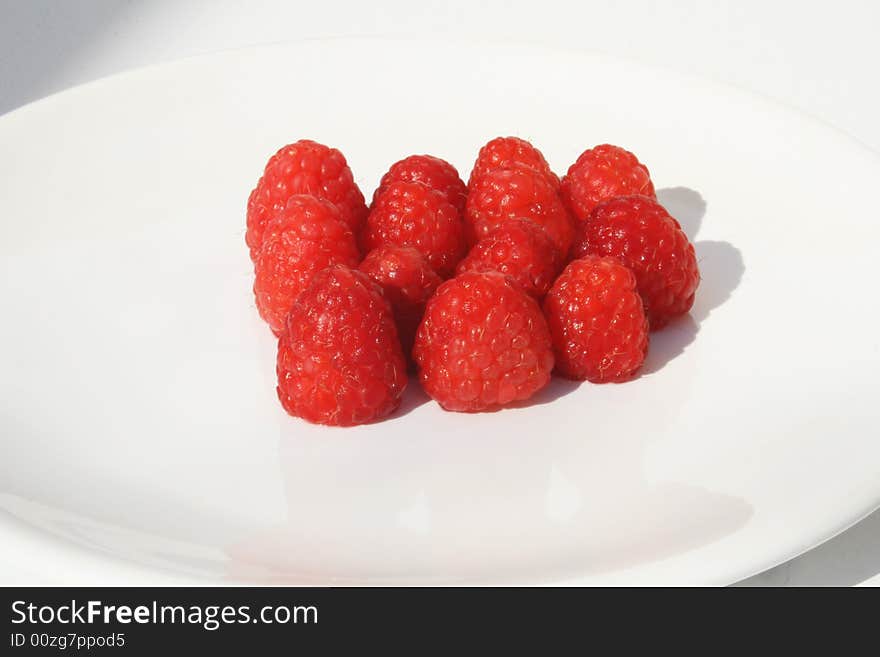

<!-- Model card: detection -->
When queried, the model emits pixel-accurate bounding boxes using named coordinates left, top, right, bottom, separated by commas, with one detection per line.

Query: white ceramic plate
left=1, top=39, right=879, bottom=586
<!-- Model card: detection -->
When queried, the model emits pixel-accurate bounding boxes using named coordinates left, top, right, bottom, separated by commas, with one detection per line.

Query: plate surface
left=1, top=39, right=879, bottom=585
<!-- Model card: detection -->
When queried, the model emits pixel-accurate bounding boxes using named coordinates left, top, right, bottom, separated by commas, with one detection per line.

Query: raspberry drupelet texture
left=543, top=256, right=649, bottom=382
left=372, top=155, right=467, bottom=214
left=468, top=136, right=560, bottom=189
left=276, top=265, right=407, bottom=426
left=413, top=271, right=554, bottom=412
left=559, top=144, right=656, bottom=222
left=253, top=195, right=360, bottom=335
left=570, top=195, right=699, bottom=329
left=455, top=218, right=561, bottom=299
left=361, top=180, right=466, bottom=278
left=464, top=167, right=574, bottom=257
left=246, top=139, right=367, bottom=260
left=359, top=245, right=443, bottom=357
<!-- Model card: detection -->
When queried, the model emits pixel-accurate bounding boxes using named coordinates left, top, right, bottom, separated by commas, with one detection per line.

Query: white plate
left=1, top=38, right=879, bottom=586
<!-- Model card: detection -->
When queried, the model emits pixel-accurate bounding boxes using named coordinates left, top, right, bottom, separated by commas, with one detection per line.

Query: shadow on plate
left=639, top=188, right=745, bottom=376
left=545, top=188, right=742, bottom=386
left=533, top=187, right=744, bottom=386
left=656, top=186, right=706, bottom=239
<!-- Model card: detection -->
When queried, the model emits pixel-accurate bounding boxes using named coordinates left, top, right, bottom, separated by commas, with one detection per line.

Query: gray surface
left=2, top=0, right=878, bottom=586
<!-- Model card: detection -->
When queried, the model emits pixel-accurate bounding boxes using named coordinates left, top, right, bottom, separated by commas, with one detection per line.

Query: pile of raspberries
left=246, top=138, right=700, bottom=426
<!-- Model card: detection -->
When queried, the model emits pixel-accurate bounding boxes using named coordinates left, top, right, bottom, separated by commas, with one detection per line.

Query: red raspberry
left=560, top=144, right=656, bottom=222
left=361, top=181, right=466, bottom=278
left=277, top=265, right=407, bottom=426
left=570, top=195, right=699, bottom=329
left=464, top=167, right=574, bottom=257
left=455, top=218, right=561, bottom=299
left=543, top=256, right=649, bottom=382
left=468, top=136, right=560, bottom=189
left=246, top=140, right=367, bottom=259
left=372, top=155, right=467, bottom=213
left=359, top=245, right=442, bottom=357
left=413, top=271, right=554, bottom=412
left=253, top=195, right=360, bottom=335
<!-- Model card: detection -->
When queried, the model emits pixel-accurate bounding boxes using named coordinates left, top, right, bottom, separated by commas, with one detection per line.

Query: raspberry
left=361, top=181, right=466, bottom=278
left=455, top=218, right=561, bottom=299
left=413, top=271, right=554, bottom=411
left=246, top=140, right=367, bottom=259
left=468, top=136, right=559, bottom=189
left=543, top=256, right=649, bottom=382
left=276, top=265, right=407, bottom=426
left=570, top=195, right=699, bottom=329
left=359, top=245, right=442, bottom=357
left=253, top=195, right=360, bottom=335
left=560, top=144, right=656, bottom=222
left=372, top=155, right=467, bottom=213
left=464, top=167, right=574, bottom=257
